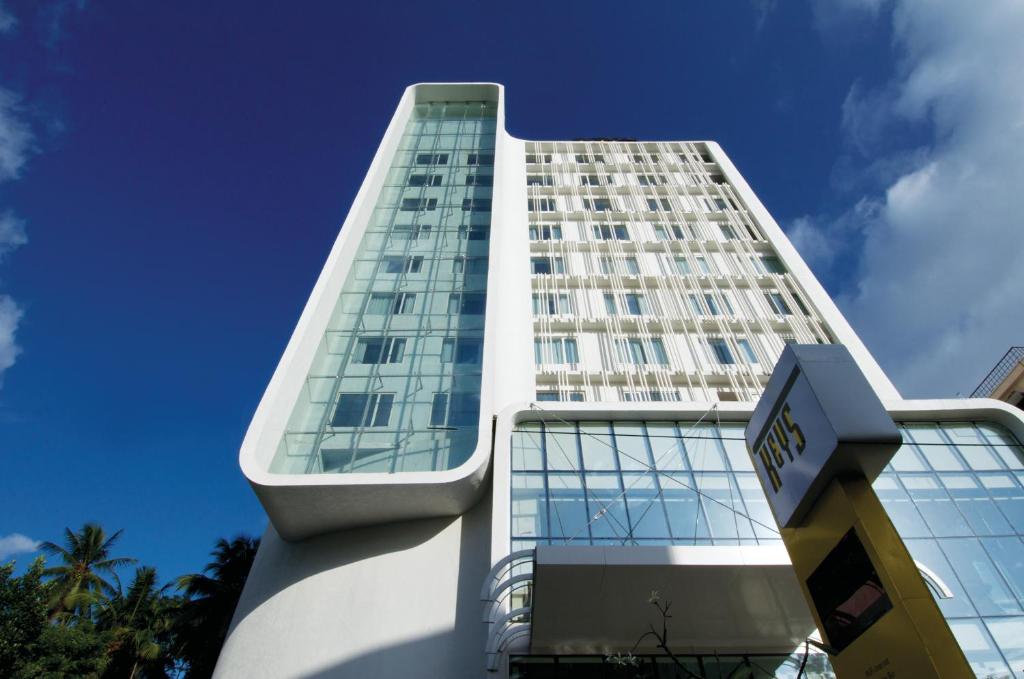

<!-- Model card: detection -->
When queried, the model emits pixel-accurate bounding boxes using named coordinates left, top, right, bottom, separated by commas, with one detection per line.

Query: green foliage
left=40, top=523, right=137, bottom=622
left=12, top=622, right=111, bottom=679
left=173, top=536, right=259, bottom=678
left=0, top=557, right=51, bottom=676
left=2, top=526, right=259, bottom=679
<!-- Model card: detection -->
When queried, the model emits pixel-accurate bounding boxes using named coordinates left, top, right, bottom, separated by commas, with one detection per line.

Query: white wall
left=215, top=493, right=492, bottom=679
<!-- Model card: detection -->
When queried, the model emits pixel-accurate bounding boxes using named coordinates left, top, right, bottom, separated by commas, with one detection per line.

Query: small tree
left=0, top=557, right=51, bottom=676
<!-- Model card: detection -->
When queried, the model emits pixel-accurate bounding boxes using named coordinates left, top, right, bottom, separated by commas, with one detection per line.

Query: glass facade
left=511, top=652, right=833, bottom=679
left=510, top=420, right=1024, bottom=677
left=271, top=100, right=496, bottom=474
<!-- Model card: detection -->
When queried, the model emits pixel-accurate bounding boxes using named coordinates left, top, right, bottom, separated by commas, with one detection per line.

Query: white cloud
left=0, top=532, right=39, bottom=561
left=0, top=87, right=34, bottom=183
left=0, top=211, right=27, bottom=259
left=820, top=0, right=1024, bottom=397
left=0, top=295, right=22, bottom=379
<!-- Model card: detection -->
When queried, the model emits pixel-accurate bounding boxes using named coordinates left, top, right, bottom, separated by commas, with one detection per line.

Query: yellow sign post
left=745, top=346, right=971, bottom=679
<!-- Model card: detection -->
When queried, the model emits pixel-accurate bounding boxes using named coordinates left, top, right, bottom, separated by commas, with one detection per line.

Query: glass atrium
left=510, top=419, right=1024, bottom=677
left=271, top=100, right=496, bottom=474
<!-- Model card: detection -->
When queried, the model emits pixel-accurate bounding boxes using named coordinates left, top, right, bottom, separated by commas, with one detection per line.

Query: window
left=737, top=338, right=758, bottom=363
left=603, top=293, right=618, bottom=315
left=695, top=256, right=712, bottom=275
left=408, top=174, right=442, bottom=187
left=719, top=223, right=738, bottom=240
left=429, top=392, right=479, bottom=427
left=713, top=198, right=729, bottom=211
left=593, top=154, right=605, bottom=163
left=533, top=293, right=572, bottom=316
left=623, top=390, right=679, bottom=402
left=379, top=256, right=422, bottom=274
left=525, top=153, right=552, bottom=164
left=598, top=256, right=613, bottom=275
left=624, top=257, right=640, bottom=275
left=331, top=393, right=394, bottom=427
left=708, top=338, right=735, bottom=365
left=792, top=293, right=811, bottom=315
left=647, top=198, right=671, bottom=211
left=355, top=337, right=406, bottom=364
left=462, top=198, right=491, bottom=212
left=465, top=174, right=493, bottom=187
left=584, top=198, right=613, bottom=212
left=527, top=175, right=553, bottom=186
left=654, top=224, right=687, bottom=241
left=760, top=255, right=785, bottom=274
left=674, top=257, right=692, bottom=275
left=625, top=293, right=645, bottom=315
left=367, top=292, right=415, bottom=315
left=534, top=337, right=579, bottom=365
left=457, top=224, right=489, bottom=240
left=529, top=224, right=562, bottom=241
left=574, top=154, right=592, bottom=163
left=467, top=153, right=494, bottom=166
left=704, top=292, right=733, bottom=316
left=591, top=224, right=629, bottom=241
left=531, top=256, right=565, bottom=275
left=765, top=292, right=792, bottom=315
left=615, top=338, right=669, bottom=365
left=400, top=198, right=437, bottom=212
left=441, top=337, right=483, bottom=365
left=449, top=293, right=486, bottom=315
left=415, top=153, right=448, bottom=165
left=389, top=224, right=430, bottom=241
left=581, top=175, right=601, bottom=186
left=637, top=174, right=664, bottom=186
left=528, top=198, right=556, bottom=212
left=536, top=391, right=585, bottom=402
left=687, top=294, right=704, bottom=316
left=452, top=257, right=488, bottom=275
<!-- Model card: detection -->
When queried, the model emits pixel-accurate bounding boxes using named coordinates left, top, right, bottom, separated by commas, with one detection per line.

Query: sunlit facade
left=218, top=84, right=1024, bottom=679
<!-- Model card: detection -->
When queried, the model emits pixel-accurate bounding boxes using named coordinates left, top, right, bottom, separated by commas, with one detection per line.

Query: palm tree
left=173, top=536, right=259, bottom=678
left=99, top=566, right=178, bottom=679
left=40, top=523, right=136, bottom=622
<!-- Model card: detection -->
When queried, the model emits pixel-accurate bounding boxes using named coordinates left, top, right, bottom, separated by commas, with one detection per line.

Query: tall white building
left=217, top=84, right=1024, bottom=678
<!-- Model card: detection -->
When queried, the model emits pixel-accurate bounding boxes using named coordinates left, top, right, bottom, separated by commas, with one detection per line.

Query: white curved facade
left=219, top=83, right=1024, bottom=678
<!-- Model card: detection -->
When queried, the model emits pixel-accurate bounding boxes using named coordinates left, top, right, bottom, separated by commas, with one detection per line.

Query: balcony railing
left=972, top=346, right=1024, bottom=398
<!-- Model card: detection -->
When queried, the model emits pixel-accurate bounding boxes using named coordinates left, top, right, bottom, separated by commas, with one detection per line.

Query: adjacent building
left=216, top=84, right=1024, bottom=678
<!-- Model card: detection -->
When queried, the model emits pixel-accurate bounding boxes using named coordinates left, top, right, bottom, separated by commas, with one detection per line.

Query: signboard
left=744, top=344, right=901, bottom=528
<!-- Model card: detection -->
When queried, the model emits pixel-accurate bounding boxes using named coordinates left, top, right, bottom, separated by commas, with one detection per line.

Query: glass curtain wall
left=510, top=420, right=1024, bottom=677
left=271, top=100, right=496, bottom=474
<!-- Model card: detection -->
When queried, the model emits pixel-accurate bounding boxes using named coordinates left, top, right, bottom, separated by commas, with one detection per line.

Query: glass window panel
left=661, top=472, right=708, bottom=542
left=511, top=473, right=547, bottom=538
left=874, top=475, right=931, bottom=538
left=613, top=422, right=652, bottom=471
left=902, top=474, right=972, bottom=537
left=719, top=423, right=753, bottom=471
left=429, top=393, right=448, bottom=427
left=907, top=424, right=965, bottom=471
left=696, top=473, right=754, bottom=541
left=512, top=425, right=544, bottom=470
left=544, top=423, right=579, bottom=471
left=585, top=473, right=630, bottom=540
left=684, top=423, right=728, bottom=471
left=547, top=473, right=589, bottom=541
left=647, top=422, right=687, bottom=471
left=579, top=421, right=617, bottom=471
left=941, top=474, right=1013, bottom=536
left=736, top=473, right=778, bottom=539
left=889, top=442, right=928, bottom=471
left=980, top=473, right=1024, bottom=533
left=976, top=423, right=1024, bottom=470
left=981, top=537, right=1024, bottom=605
left=939, top=537, right=1022, bottom=616
left=943, top=423, right=1004, bottom=470
left=948, top=619, right=1012, bottom=678
left=623, top=473, right=670, bottom=539
left=984, top=617, right=1024, bottom=677
left=332, top=393, right=367, bottom=427
left=903, top=538, right=977, bottom=617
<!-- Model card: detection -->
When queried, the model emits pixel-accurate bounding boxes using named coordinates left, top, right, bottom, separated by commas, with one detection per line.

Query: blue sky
left=1, top=1, right=1022, bottom=581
